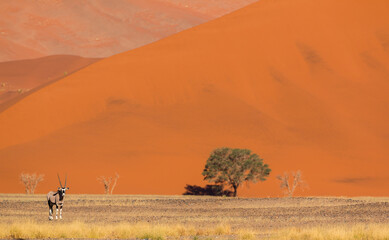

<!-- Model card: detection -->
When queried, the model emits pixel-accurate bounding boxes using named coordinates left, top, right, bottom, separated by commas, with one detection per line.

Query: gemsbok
left=47, top=174, right=69, bottom=220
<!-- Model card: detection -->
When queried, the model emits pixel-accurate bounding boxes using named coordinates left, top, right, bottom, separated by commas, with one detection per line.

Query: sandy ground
left=1, top=194, right=388, bottom=233
left=0, top=0, right=388, bottom=197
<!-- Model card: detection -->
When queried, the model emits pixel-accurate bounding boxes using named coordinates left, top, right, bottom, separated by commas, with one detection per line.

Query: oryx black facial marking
left=47, top=174, right=69, bottom=220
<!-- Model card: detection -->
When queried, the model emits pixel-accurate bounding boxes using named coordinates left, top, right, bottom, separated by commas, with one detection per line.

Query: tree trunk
left=232, top=185, right=238, bottom=197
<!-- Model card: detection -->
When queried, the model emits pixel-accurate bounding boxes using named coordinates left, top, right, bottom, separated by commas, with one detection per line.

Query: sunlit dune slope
left=0, top=0, right=388, bottom=196
left=0, top=0, right=257, bottom=61
left=0, top=55, right=100, bottom=107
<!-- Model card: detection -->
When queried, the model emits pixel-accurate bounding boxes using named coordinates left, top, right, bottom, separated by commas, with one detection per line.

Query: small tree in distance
left=276, top=170, right=307, bottom=197
left=97, top=173, right=119, bottom=194
left=20, top=173, right=44, bottom=194
left=202, top=147, right=271, bottom=197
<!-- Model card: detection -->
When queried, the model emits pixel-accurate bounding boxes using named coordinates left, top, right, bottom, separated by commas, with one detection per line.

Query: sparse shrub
left=97, top=172, right=119, bottom=194
left=276, top=170, right=307, bottom=197
left=20, top=173, right=44, bottom=194
left=202, top=147, right=271, bottom=197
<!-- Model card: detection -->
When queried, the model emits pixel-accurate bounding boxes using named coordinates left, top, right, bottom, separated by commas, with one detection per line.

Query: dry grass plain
left=0, top=194, right=389, bottom=239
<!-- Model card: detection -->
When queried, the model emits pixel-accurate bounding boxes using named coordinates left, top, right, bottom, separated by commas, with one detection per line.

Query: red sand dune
left=0, top=55, right=100, bottom=108
left=0, top=0, right=257, bottom=62
left=0, top=0, right=389, bottom=196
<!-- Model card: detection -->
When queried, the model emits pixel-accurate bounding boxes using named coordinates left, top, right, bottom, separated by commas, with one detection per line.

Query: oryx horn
left=65, top=174, right=67, bottom=188
left=57, top=173, right=63, bottom=188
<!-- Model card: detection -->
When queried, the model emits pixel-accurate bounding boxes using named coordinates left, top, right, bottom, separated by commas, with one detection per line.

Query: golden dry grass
left=273, top=224, right=389, bottom=240
left=1, top=222, right=389, bottom=239
left=0, top=221, right=241, bottom=239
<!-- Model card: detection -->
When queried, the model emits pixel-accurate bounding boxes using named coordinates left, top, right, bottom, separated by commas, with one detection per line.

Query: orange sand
left=0, top=55, right=100, bottom=108
left=0, top=0, right=256, bottom=61
left=0, top=0, right=388, bottom=196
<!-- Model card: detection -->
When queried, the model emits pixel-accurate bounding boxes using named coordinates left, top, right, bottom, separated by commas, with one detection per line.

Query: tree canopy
left=202, top=147, right=271, bottom=197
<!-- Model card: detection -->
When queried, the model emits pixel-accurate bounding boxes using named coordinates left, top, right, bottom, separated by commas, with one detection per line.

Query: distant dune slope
left=0, top=55, right=100, bottom=108
left=0, top=0, right=388, bottom=196
left=0, top=0, right=257, bottom=62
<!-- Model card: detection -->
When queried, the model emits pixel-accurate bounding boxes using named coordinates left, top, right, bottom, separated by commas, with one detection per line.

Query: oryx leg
left=55, top=205, right=59, bottom=219
left=48, top=202, right=54, bottom=220
left=59, top=205, right=63, bottom=219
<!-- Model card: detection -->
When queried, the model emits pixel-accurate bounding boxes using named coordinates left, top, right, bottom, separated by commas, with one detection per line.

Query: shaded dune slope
left=0, top=55, right=101, bottom=108
left=0, top=0, right=257, bottom=61
left=0, top=0, right=388, bottom=196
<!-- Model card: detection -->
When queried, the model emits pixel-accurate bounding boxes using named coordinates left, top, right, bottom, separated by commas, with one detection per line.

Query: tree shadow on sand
left=183, top=184, right=233, bottom=197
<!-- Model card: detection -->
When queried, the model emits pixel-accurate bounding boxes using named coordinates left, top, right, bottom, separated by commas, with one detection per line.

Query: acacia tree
left=202, top=148, right=271, bottom=197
